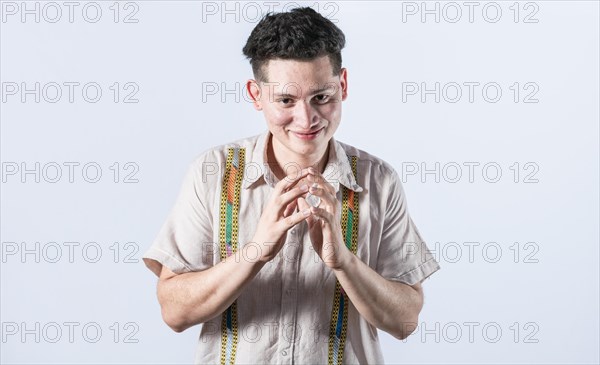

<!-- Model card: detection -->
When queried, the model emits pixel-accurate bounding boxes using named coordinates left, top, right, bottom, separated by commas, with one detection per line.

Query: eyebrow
left=273, top=87, right=336, bottom=98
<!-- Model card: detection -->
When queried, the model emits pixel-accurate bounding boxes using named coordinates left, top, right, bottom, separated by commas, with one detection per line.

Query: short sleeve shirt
left=143, top=131, right=440, bottom=364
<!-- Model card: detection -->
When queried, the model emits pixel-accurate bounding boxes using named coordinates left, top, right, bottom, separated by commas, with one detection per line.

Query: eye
left=314, top=94, right=330, bottom=104
left=278, top=98, right=294, bottom=107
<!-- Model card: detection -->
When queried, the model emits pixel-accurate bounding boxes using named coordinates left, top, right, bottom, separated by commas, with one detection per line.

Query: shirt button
left=281, top=350, right=288, bottom=356
left=290, top=229, right=296, bottom=235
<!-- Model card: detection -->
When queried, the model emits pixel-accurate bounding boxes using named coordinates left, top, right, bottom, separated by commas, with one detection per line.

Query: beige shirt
left=143, top=131, right=440, bottom=364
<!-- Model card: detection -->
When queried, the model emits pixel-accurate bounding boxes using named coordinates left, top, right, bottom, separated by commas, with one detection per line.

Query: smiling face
left=247, top=55, right=348, bottom=172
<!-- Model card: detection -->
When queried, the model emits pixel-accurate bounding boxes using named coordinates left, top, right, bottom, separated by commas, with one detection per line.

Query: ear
left=339, top=68, right=348, bottom=101
left=246, top=79, right=262, bottom=110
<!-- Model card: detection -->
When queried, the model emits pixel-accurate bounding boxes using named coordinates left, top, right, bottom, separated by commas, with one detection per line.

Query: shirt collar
left=243, top=131, right=363, bottom=193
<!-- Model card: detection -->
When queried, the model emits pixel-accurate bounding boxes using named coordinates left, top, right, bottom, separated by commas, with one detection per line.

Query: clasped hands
left=252, top=167, right=352, bottom=270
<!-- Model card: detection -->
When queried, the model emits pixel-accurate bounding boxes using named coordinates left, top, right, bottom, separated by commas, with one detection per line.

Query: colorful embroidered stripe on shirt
left=219, top=147, right=245, bottom=365
left=328, top=155, right=359, bottom=365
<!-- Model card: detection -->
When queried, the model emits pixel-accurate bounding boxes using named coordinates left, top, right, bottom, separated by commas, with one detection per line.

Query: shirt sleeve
left=375, top=166, right=440, bottom=285
left=142, top=154, right=218, bottom=277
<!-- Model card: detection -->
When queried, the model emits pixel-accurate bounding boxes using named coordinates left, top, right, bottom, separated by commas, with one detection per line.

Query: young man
left=143, top=7, right=440, bottom=364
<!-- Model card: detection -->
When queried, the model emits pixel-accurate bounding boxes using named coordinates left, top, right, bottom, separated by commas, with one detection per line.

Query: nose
left=293, top=100, right=318, bottom=129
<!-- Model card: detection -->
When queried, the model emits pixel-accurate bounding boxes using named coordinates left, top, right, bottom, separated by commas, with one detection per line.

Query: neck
left=267, top=134, right=330, bottom=180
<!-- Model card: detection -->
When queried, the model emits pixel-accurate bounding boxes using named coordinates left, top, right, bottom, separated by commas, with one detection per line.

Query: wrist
left=241, top=240, right=272, bottom=266
left=331, top=245, right=356, bottom=273
left=250, top=237, right=281, bottom=264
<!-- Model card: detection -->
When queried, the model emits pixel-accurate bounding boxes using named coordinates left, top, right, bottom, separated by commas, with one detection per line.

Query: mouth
left=292, top=127, right=324, bottom=140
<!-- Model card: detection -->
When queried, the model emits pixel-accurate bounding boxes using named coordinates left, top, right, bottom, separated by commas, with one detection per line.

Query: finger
left=277, top=183, right=309, bottom=208
left=308, top=183, right=337, bottom=209
left=306, top=213, right=321, bottom=228
left=307, top=172, right=336, bottom=195
left=283, top=200, right=298, bottom=218
left=298, top=197, right=319, bottom=227
left=274, top=168, right=312, bottom=195
left=323, top=180, right=337, bottom=196
left=306, top=215, right=320, bottom=229
left=310, top=205, right=335, bottom=224
left=307, top=169, right=322, bottom=184
left=297, top=196, right=309, bottom=211
left=280, top=206, right=312, bottom=229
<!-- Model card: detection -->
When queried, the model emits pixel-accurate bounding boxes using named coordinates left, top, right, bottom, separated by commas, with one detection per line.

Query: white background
left=1, top=1, right=599, bottom=363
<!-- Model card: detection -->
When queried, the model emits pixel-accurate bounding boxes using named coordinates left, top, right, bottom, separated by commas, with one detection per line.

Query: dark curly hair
left=242, top=7, right=346, bottom=82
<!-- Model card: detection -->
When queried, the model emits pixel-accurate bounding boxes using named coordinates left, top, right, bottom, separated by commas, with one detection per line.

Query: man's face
left=248, top=55, right=348, bottom=162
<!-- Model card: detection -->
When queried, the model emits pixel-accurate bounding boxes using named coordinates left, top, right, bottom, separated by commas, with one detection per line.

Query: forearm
left=156, top=169, right=313, bottom=332
left=333, top=254, right=423, bottom=339
left=158, top=242, right=267, bottom=332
